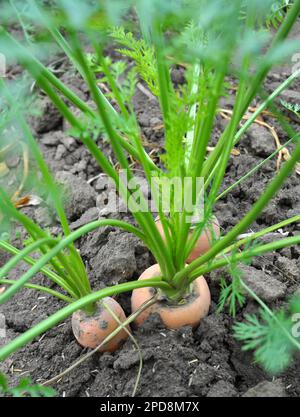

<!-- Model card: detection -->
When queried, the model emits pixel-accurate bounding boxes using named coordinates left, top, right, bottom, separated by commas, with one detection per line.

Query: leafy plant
left=0, top=373, right=56, bottom=397
left=265, top=0, right=294, bottom=28
left=281, top=99, right=300, bottom=117
left=0, top=0, right=300, bottom=380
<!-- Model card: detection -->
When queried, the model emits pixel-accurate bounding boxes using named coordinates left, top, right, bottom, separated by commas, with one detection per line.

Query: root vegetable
left=131, top=264, right=211, bottom=329
left=72, top=297, right=129, bottom=352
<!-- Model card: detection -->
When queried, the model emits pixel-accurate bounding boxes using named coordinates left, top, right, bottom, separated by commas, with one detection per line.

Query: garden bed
left=1, top=21, right=300, bottom=398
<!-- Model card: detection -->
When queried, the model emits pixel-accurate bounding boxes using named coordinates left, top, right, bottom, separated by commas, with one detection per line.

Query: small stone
left=206, top=381, right=237, bottom=397
left=75, top=160, right=87, bottom=172
left=40, top=131, right=64, bottom=146
left=70, top=160, right=87, bottom=174
left=55, top=144, right=67, bottom=160
left=240, top=264, right=287, bottom=302
left=114, top=349, right=153, bottom=370
left=96, top=191, right=126, bottom=215
left=195, top=315, right=227, bottom=347
left=242, top=380, right=286, bottom=397
left=95, top=176, right=111, bottom=191
left=247, top=124, right=275, bottom=157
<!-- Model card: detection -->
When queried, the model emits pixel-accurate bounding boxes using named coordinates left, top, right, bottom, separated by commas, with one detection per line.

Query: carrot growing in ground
left=0, top=0, right=300, bottom=378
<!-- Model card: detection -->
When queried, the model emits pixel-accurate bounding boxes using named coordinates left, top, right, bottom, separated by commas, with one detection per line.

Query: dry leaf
left=282, top=147, right=300, bottom=175
left=230, top=148, right=240, bottom=156
left=13, top=195, right=43, bottom=208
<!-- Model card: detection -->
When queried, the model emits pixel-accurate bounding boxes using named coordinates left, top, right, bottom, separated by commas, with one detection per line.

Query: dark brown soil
left=0, top=23, right=300, bottom=397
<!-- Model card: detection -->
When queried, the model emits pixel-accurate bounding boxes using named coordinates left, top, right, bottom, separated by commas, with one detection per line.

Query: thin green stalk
left=28, top=0, right=119, bottom=117
left=0, top=27, right=160, bottom=171
left=205, top=52, right=251, bottom=208
left=0, top=237, right=57, bottom=279
left=176, top=69, right=229, bottom=265
left=0, top=279, right=73, bottom=303
left=0, top=240, right=66, bottom=283
left=0, top=240, right=78, bottom=298
left=1, top=189, right=89, bottom=298
left=153, top=25, right=173, bottom=133
left=6, top=67, right=135, bottom=295
left=189, top=69, right=227, bottom=177
left=176, top=70, right=227, bottom=266
left=223, top=214, right=300, bottom=255
left=91, top=41, right=130, bottom=119
left=184, top=62, right=201, bottom=168
left=0, top=188, right=75, bottom=287
left=0, top=28, right=95, bottom=115
left=183, top=211, right=218, bottom=263
left=36, top=18, right=160, bottom=171
left=243, top=0, right=300, bottom=107
left=189, top=233, right=300, bottom=281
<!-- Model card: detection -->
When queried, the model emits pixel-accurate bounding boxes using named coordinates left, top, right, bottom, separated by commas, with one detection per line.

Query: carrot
left=72, top=297, right=129, bottom=352
left=131, top=264, right=211, bottom=329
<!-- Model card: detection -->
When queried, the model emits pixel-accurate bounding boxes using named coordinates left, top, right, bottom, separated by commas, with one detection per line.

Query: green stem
left=0, top=240, right=78, bottom=298
left=0, top=240, right=67, bottom=283
left=0, top=237, right=56, bottom=279
left=0, top=279, right=73, bottom=303
left=223, top=214, right=300, bottom=255
left=189, top=233, right=300, bottom=281
left=153, top=24, right=173, bottom=134
left=0, top=188, right=74, bottom=287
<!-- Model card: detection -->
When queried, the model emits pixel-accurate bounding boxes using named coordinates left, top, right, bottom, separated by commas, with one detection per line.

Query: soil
left=0, top=21, right=300, bottom=398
